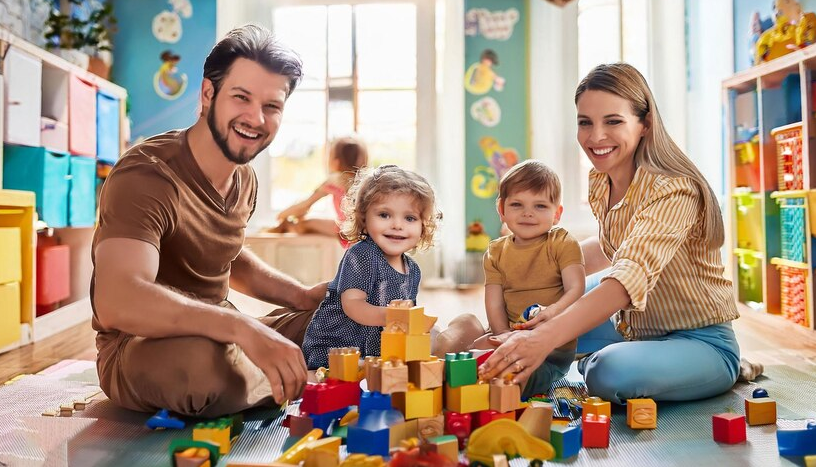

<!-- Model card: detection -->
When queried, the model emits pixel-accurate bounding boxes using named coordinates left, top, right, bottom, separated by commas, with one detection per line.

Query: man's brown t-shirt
left=90, top=129, right=257, bottom=350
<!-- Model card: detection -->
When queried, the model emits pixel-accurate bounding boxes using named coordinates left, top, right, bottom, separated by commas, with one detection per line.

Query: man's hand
left=235, top=318, right=308, bottom=404
left=298, top=281, right=328, bottom=311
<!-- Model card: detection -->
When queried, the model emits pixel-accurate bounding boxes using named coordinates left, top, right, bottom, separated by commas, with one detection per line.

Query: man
left=92, top=25, right=326, bottom=417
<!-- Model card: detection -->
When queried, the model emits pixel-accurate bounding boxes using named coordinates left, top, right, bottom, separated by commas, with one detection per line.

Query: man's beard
left=206, top=95, right=270, bottom=165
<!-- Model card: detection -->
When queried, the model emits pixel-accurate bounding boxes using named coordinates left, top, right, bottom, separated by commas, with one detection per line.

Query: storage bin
left=772, top=122, right=803, bottom=191
left=734, top=138, right=761, bottom=191
left=40, top=117, right=69, bottom=153
left=775, top=195, right=807, bottom=263
left=96, top=91, right=120, bottom=164
left=68, top=155, right=97, bottom=226
left=3, top=47, right=42, bottom=147
left=41, top=65, right=69, bottom=122
left=0, top=227, right=22, bottom=284
left=68, top=75, right=97, bottom=157
left=36, top=243, right=70, bottom=306
left=0, top=281, right=21, bottom=348
left=2, top=145, right=70, bottom=227
left=735, top=250, right=763, bottom=305
left=734, top=191, right=764, bottom=251
left=776, top=264, right=808, bottom=327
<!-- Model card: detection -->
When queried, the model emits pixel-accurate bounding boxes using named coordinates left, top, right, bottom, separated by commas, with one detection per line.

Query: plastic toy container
left=771, top=122, right=803, bottom=191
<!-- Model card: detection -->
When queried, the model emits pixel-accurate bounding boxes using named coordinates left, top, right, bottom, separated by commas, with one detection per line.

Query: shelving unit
left=723, top=43, right=816, bottom=330
left=0, top=29, right=128, bottom=351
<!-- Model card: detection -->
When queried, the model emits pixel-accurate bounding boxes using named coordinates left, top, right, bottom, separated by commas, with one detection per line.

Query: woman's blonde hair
left=575, top=62, right=724, bottom=248
left=340, top=165, right=441, bottom=251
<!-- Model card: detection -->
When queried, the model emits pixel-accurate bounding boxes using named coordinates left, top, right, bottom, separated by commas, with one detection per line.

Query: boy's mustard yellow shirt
left=483, top=226, right=584, bottom=324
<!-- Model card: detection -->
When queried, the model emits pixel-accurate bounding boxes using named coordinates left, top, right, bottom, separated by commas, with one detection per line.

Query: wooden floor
left=1, top=287, right=814, bottom=383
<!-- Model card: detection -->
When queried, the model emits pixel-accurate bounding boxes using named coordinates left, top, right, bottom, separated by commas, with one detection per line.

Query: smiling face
left=202, top=58, right=289, bottom=165
left=498, top=189, right=563, bottom=246
left=576, top=89, right=647, bottom=182
left=364, top=193, right=424, bottom=270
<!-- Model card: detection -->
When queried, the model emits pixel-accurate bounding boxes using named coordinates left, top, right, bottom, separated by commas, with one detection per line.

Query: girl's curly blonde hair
left=340, top=165, right=441, bottom=251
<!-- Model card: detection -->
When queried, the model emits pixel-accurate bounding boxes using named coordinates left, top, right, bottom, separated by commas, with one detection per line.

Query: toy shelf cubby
left=724, top=43, right=816, bottom=330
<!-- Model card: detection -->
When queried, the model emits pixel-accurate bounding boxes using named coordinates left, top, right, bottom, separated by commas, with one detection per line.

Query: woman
left=479, top=63, right=754, bottom=403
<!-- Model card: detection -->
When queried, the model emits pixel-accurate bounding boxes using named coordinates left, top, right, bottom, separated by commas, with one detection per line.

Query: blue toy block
left=346, top=408, right=404, bottom=457
left=360, top=391, right=392, bottom=412
left=307, top=407, right=349, bottom=431
left=777, top=421, right=816, bottom=457
left=752, top=387, right=769, bottom=398
left=146, top=409, right=185, bottom=430
left=551, top=424, right=582, bottom=459
left=445, top=352, right=477, bottom=388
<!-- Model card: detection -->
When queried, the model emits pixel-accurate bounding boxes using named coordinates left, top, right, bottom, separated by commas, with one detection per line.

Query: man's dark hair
left=203, top=24, right=303, bottom=97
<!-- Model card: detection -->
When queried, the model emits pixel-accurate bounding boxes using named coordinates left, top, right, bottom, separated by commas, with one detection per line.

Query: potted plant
left=43, top=0, right=117, bottom=79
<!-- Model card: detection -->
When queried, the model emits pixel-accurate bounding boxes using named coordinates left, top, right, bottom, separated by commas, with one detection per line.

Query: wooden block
left=381, top=332, right=407, bottom=361
left=380, top=359, right=408, bottom=394
left=627, top=398, right=657, bottom=429
left=427, top=435, right=459, bottom=464
left=328, top=347, right=360, bottom=382
left=745, top=398, right=777, bottom=426
left=416, top=414, right=444, bottom=442
left=364, top=356, right=381, bottom=392
left=388, top=419, right=418, bottom=449
left=73, top=400, right=88, bottom=410
left=408, top=358, right=444, bottom=389
left=59, top=405, right=74, bottom=417
left=518, top=401, right=553, bottom=441
left=712, top=413, right=746, bottom=444
left=492, top=454, right=509, bottom=467
left=489, top=378, right=521, bottom=413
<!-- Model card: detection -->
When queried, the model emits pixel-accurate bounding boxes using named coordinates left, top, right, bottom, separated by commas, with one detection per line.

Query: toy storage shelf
left=724, top=42, right=816, bottom=330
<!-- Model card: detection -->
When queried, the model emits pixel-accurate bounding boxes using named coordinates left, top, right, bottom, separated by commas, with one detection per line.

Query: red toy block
left=582, top=413, right=610, bottom=448
left=289, top=414, right=314, bottom=437
left=712, top=413, right=746, bottom=444
left=473, top=409, right=515, bottom=429
left=444, top=411, right=472, bottom=450
left=301, top=378, right=361, bottom=415
left=475, top=350, right=494, bottom=367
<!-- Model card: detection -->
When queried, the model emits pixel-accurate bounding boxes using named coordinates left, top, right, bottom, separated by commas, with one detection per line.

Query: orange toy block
left=444, top=382, right=489, bottom=413
left=427, top=435, right=458, bottom=464
left=381, top=332, right=407, bottom=361
left=745, top=398, right=777, bottom=426
left=328, top=347, right=360, bottom=382
left=582, top=413, right=610, bottom=448
left=518, top=401, right=553, bottom=441
left=304, top=449, right=339, bottom=467
left=363, top=356, right=381, bottom=391
left=392, top=385, right=441, bottom=419
left=489, top=378, right=521, bottom=413
left=389, top=419, right=419, bottom=449
left=405, top=334, right=432, bottom=362
left=408, top=358, right=444, bottom=389
left=582, top=397, right=611, bottom=419
left=626, top=398, right=657, bottom=429
left=416, top=414, right=444, bottom=442
left=174, top=447, right=211, bottom=467
left=380, top=359, right=408, bottom=394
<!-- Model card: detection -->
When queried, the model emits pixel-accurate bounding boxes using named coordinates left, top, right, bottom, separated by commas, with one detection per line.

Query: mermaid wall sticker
left=470, top=136, right=519, bottom=199
left=464, top=49, right=505, bottom=95
left=154, top=50, right=188, bottom=100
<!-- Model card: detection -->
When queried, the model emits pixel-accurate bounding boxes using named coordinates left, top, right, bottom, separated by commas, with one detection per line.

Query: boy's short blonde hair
left=499, top=159, right=561, bottom=205
left=340, top=165, right=441, bottom=251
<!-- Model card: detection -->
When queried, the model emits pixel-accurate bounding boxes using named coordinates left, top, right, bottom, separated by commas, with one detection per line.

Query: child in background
left=434, top=159, right=585, bottom=398
left=271, top=136, right=368, bottom=242
left=301, top=165, right=441, bottom=369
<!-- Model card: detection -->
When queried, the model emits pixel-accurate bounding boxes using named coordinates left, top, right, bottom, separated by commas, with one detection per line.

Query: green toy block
left=445, top=352, right=477, bottom=388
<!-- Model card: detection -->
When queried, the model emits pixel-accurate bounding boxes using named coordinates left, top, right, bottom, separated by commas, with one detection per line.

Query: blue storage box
left=96, top=91, right=120, bottom=165
left=2, top=145, right=69, bottom=227
left=68, top=156, right=97, bottom=226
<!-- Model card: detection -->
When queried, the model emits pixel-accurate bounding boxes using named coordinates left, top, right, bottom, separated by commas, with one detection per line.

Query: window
left=269, top=3, right=418, bottom=215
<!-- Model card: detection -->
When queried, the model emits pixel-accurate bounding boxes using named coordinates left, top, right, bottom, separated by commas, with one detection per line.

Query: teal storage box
left=96, top=91, right=120, bottom=165
left=2, top=145, right=69, bottom=227
left=68, top=156, right=97, bottom=226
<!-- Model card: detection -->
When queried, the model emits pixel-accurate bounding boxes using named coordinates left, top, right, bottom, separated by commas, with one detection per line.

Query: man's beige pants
left=96, top=303, right=315, bottom=418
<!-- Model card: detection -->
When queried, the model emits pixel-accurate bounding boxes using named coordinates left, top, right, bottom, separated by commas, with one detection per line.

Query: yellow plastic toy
left=274, top=428, right=323, bottom=464
left=466, top=418, right=555, bottom=464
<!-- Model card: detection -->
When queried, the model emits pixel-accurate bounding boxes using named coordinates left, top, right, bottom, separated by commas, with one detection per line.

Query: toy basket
left=734, top=191, right=764, bottom=251
left=776, top=264, right=807, bottom=327
left=771, top=122, right=803, bottom=191
left=734, top=138, right=761, bottom=191
left=776, top=195, right=807, bottom=263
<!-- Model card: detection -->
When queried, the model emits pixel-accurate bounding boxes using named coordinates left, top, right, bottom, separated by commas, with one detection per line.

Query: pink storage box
left=68, top=75, right=97, bottom=157
left=40, top=117, right=69, bottom=153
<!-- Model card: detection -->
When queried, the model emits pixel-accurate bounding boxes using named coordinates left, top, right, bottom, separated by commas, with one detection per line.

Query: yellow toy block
left=380, top=332, right=406, bottom=361
left=385, top=302, right=426, bottom=335
left=518, top=401, right=553, bottom=441
left=489, top=378, right=521, bottom=413
left=339, top=454, right=385, bottom=466
left=408, top=357, right=444, bottom=389
left=193, top=419, right=233, bottom=454
left=304, top=449, right=339, bottom=467
left=392, top=384, right=436, bottom=419
left=582, top=397, right=611, bottom=419
left=388, top=419, right=418, bottom=449
left=416, top=414, right=444, bottom=442
left=174, top=447, right=211, bottom=467
left=626, top=398, right=657, bottom=429
left=444, top=381, right=489, bottom=413
left=405, top=334, right=431, bottom=362
left=328, top=347, right=360, bottom=382
left=805, top=455, right=816, bottom=467
left=745, top=398, right=777, bottom=426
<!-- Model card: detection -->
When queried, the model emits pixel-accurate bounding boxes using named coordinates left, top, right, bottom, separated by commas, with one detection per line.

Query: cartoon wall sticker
left=479, top=136, right=518, bottom=181
left=465, top=220, right=492, bottom=252
left=471, top=165, right=498, bottom=199
left=464, top=8, right=520, bottom=40
left=471, top=96, right=501, bottom=127
left=464, top=49, right=505, bottom=95
left=153, top=0, right=193, bottom=43
left=154, top=50, right=188, bottom=100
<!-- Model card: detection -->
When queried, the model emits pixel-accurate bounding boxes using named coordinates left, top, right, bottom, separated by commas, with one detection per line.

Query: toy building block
left=174, top=446, right=211, bottom=467
left=777, top=421, right=816, bottom=456
left=444, top=411, right=472, bottom=449
left=445, top=381, right=489, bottom=413
left=301, top=379, right=361, bottom=415
left=379, top=359, right=408, bottom=394
left=360, top=391, right=392, bottom=412
left=364, top=357, right=381, bottom=392
left=339, top=454, right=386, bottom=466
left=389, top=419, right=418, bottom=449
left=805, top=455, right=816, bottom=467
left=551, top=424, right=582, bottom=459
left=346, top=407, right=405, bottom=457
left=276, top=428, right=324, bottom=464
left=473, top=409, right=515, bottom=428
left=170, top=440, right=220, bottom=467
left=416, top=414, right=444, bottom=442
left=752, top=387, right=769, bottom=398
left=405, top=333, right=431, bottom=362
left=489, top=378, right=521, bottom=413
left=445, top=352, right=477, bottom=388
left=302, top=436, right=341, bottom=462
left=492, top=454, right=510, bottom=467
left=391, top=385, right=436, bottom=419
left=408, top=358, right=444, bottom=389
left=289, top=414, right=315, bottom=437
left=473, top=349, right=494, bottom=367
left=329, top=347, right=361, bottom=382
left=381, top=332, right=407, bottom=361
left=308, top=407, right=350, bottom=432
left=385, top=300, right=425, bottom=334
left=626, top=398, right=657, bottom=429
left=148, top=409, right=186, bottom=430
left=582, top=413, right=610, bottom=448
left=518, top=401, right=554, bottom=442
left=193, top=418, right=234, bottom=454
left=304, top=448, right=339, bottom=467
left=427, top=435, right=458, bottom=464
left=582, top=397, right=611, bottom=419
left=745, top=397, right=777, bottom=426
left=712, top=413, right=746, bottom=444
left=467, top=419, right=555, bottom=464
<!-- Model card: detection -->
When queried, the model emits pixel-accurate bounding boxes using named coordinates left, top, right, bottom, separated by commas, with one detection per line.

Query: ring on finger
left=514, top=361, right=524, bottom=372
left=502, top=354, right=511, bottom=363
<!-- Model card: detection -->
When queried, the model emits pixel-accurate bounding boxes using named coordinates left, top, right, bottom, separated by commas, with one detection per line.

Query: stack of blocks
left=581, top=397, right=611, bottom=449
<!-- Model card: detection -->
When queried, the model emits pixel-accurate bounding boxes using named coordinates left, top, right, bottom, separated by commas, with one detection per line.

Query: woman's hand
left=513, top=306, right=553, bottom=330
left=478, top=328, right=554, bottom=385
